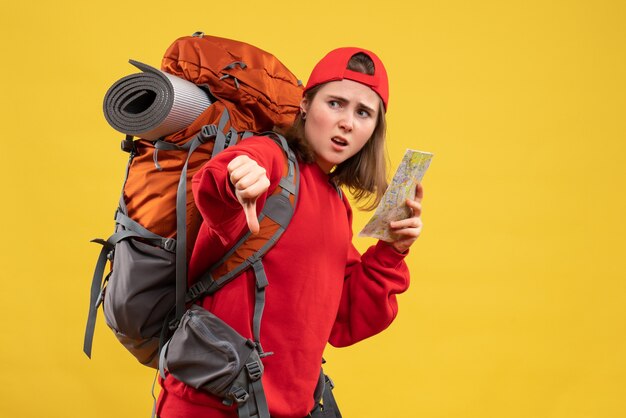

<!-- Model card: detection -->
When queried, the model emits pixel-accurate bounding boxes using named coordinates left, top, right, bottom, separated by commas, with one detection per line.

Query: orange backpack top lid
left=162, top=33, right=304, bottom=142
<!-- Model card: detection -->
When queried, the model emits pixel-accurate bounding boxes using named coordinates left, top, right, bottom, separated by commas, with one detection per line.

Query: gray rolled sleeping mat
left=103, top=60, right=212, bottom=140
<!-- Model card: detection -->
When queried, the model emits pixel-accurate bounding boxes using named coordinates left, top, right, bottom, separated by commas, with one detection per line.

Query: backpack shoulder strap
left=185, top=132, right=299, bottom=350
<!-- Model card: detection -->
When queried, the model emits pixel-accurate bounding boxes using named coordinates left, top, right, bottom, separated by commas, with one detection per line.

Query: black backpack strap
left=250, top=260, right=269, bottom=353
left=309, top=373, right=342, bottom=418
left=83, top=240, right=113, bottom=358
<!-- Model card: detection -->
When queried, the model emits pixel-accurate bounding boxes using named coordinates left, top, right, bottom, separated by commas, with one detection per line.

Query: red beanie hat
left=304, top=47, right=389, bottom=111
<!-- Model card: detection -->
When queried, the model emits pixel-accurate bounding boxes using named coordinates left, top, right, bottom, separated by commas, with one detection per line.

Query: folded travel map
left=359, top=149, right=433, bottom=241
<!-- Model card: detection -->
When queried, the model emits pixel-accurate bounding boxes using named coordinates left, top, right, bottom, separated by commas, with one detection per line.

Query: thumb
left=242, top=199, right=260, bottom=235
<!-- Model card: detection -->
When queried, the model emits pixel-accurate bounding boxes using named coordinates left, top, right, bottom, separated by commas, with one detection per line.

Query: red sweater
left=158, top=136, right=410, bottom=418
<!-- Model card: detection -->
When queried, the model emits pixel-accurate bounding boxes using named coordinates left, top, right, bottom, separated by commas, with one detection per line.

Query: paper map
left=359, top=149, right=433, bottom=241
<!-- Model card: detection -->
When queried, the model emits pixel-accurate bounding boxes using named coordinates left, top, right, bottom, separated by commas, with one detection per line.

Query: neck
left=315, top=160, right=335, bottom=173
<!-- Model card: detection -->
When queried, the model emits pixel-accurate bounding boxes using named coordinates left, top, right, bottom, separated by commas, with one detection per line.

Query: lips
left=331, top=136, right=348, bottom=147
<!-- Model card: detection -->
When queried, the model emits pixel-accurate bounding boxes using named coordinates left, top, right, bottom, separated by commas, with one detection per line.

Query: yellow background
left=1, top=0, right=625, bottom=417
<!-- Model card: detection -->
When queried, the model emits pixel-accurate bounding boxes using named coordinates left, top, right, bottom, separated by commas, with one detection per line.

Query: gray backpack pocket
left=103, top=236, right=176, bottom=368
left=162, top=304, right=264, bottom=402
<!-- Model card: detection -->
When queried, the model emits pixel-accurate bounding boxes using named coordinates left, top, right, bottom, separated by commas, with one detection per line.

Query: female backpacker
left=157, top=46, right=424, bottom=418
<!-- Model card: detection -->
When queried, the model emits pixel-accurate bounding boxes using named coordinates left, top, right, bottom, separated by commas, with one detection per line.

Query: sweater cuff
left=207, top=162, right=241, bottom=209
left=372, top=240, right=409, bottom=267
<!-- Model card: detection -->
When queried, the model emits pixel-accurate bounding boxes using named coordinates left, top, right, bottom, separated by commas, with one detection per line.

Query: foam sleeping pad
left=103, top=60, right=212, bottom=141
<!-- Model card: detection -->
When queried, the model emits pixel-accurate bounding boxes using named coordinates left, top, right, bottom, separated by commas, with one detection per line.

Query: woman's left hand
left=389, top=183, right=424, bottom=253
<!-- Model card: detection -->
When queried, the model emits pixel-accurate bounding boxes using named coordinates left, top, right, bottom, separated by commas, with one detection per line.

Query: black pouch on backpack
left=161, top=304, right=264, bottom=402
left=103, top=231, right=176, bottom=368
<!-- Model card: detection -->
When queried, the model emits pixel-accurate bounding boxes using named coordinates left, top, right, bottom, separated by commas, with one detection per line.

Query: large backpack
left=83, top=33, right=304, bottom=415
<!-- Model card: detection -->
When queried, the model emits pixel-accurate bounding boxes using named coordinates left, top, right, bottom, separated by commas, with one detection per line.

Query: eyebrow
left=327, top=95, right=377, bottom=114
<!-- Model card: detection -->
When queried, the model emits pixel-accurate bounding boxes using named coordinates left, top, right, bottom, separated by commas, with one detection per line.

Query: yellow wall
left=1, top=0, right=625, bottom=417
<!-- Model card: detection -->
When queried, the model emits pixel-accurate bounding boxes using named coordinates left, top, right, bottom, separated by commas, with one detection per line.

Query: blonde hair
left=279, top=53, right=388, bottom=211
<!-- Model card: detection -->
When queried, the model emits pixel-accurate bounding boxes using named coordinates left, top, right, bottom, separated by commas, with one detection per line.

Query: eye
left=357, top=108, right=372, bottom=118
left=328, top=100, right=341, bottom=108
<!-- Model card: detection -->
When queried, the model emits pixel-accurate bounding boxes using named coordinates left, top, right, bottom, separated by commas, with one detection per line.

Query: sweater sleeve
left=328, top=200, right=411, bottom=347
left=191, top=136, right=286, bottom=247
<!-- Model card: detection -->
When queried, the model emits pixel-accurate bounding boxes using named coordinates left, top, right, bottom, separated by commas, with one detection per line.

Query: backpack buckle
left=187, top=281, right=207, bottom=301
left=163, top=238, right=176, bottom=252
left=230, top=386, right=249, bottom=403
left=200, top=125, right=218, bottom=142
left=95, top=287, right=106, bottom=308
left=246, top=361, right=263, bottom=381
left=168, top=318, right=180, bottom=331
left=325, top=375, right=335, bottom=390
left=120, top=135, right=135, bottom=154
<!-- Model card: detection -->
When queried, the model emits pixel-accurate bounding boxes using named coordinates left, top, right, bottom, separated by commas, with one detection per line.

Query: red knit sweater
left=157, top=136, right=410, bottom=418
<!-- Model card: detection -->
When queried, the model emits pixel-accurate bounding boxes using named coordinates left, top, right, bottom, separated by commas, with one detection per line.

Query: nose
left=338, top=113, right=353, bottom=132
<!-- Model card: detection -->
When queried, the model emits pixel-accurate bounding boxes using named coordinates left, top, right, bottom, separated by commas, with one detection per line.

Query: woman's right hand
left=227, top=155, right=270, bottom=234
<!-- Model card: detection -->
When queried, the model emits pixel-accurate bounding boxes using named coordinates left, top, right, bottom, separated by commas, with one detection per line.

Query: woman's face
left=301, top=80, right=380, bottom=173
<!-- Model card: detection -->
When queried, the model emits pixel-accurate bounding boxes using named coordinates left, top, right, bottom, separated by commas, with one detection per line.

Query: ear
left=299, top=97, right=309, bottom=114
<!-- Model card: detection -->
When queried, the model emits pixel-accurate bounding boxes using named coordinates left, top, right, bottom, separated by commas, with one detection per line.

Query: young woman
left=157, top=47, right=424, bottom=418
